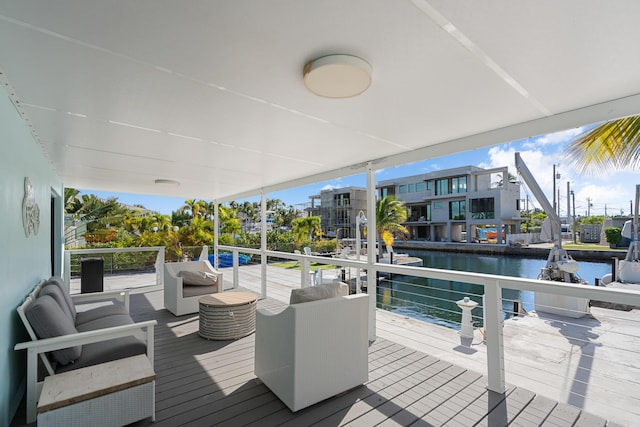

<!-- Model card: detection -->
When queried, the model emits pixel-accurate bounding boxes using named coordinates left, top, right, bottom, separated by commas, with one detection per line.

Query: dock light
left=355, top=211, right=367, bottom=293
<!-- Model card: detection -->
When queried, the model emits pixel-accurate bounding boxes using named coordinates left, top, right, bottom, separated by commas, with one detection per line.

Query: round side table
left=198, top=292, right=257, bottom=340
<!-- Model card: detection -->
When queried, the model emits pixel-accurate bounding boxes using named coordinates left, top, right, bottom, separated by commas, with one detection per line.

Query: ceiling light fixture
left=303, top=54, right=372, bottom=98
left=154, top=179, right=180, bottom=186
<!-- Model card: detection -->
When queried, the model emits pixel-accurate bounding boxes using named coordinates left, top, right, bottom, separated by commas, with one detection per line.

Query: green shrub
left=604, top=227, right=622, bottom=246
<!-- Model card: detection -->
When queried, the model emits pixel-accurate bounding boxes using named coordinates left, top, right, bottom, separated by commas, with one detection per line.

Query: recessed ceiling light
left=154, top=179, right=180, bottom=186
left=303, top=54, right=372, bottom=98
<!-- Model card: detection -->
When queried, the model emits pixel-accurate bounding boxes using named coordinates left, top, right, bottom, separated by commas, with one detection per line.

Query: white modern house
left=378, top=166, right=521, bottom=243
left=2, top=2, right=640, bottom=425
left=306, top=187, right=368, bottom=239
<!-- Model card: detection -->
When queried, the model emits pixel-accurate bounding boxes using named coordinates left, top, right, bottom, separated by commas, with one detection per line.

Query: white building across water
left=377, top=166, right=522, bottom=244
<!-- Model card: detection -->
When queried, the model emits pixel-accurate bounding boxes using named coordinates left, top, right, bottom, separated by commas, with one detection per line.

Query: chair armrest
left=14, top=320, right=157, bottom=353
left=71, top=289, right=131, bottom=312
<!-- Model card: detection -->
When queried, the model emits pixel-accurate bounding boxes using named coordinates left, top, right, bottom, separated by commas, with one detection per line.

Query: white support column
left=301, top=258, right=310, bottom=288
left=214, top=201, right=219, bottom=270
left=484, top=280, right=506, bottom=393
left=232, top=249, right=239, bottom=289
left=260, top=191, right=267, bottom=298
left=156, top=247, right=165, bottom=287
left=63, top=250, right=71, bottom=289
left=366, top=162, right=377, bottom=341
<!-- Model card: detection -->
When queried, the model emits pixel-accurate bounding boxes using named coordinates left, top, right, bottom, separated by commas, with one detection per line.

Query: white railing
left=217, top=243, right=640, bottom=397
left=63, top=246, right=165, bottom=290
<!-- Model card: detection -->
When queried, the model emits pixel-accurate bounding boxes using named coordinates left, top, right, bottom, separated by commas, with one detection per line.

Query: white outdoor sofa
left=254, top=283, right=369, bottom=412
left=163, top=260, right=223, bottom=316
left=14, top=277, right=156, bottom=423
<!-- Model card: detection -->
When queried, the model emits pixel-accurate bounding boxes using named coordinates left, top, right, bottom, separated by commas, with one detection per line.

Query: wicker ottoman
left=199, top=292, right=258, bottom=340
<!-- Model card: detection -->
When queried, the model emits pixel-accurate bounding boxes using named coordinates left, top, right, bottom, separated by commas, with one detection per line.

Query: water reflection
left=377, top=251, right=611, bottom=330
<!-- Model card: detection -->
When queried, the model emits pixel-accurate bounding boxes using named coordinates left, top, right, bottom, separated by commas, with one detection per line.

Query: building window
left=416, top=182, right=425, bottom=192
left=470, top=197, right=495, bottom=219
left=426, top=203, right=431, bottom=221
left=449, top=200, right=466, bottom=220
left=435, top=179, right=448, bottom=195
left=434, top=201, right=443, bottom=209
left=399, top=184, right=407, bottom=194
left=451, top=176, right=467, bottom=193
left=427, top=180, right=433, bottom=190
left=381, top=188, right=388, bottom=198
left=408, top=183, right=415, bottom=193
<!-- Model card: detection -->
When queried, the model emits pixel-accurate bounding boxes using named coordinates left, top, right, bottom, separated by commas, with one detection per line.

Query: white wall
left=1, top=91, right=63, bottom=425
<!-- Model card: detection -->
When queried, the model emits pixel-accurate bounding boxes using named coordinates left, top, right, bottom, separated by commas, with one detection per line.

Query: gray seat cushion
left=183, top=284, right=217, bottom=297
left=75, top=303, right=130, bottom=326
left=289, top=282, right=349, bottom=304
left=56, top=335, right=147, bottom=373
left=56, top=313, right=147, bottom=372
left=25, top=294, right=82, bottom=365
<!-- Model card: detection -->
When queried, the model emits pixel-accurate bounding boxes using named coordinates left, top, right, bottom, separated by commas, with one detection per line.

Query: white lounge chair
left=255, top=285, right=369, bottom=411
left=164, top=260, right=223, bottom=316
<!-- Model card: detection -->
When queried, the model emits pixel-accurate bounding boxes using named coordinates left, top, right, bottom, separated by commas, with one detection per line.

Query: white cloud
left=321, top=183, right=343, bottom=191
left=521, top=127, right=587, bottom=149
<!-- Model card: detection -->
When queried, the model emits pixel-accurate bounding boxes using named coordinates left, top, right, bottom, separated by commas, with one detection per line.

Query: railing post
left=484, top=279, right=506, bottom=393
left=233, top=249, right=239, bottom=289
left=301, top=258, right=310, bottom=288
left=63, top=250, right=71, bottom=289
left=156, top=247, right=165, bottom=287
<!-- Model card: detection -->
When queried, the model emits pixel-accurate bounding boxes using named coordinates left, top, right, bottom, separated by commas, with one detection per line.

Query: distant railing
left=63, top=247, right=165, bottom=291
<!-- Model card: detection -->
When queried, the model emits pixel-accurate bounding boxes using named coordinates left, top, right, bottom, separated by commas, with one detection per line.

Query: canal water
left=377, top=250, right=612, bottom=329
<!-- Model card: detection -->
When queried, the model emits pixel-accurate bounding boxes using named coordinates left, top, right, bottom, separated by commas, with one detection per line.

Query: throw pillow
left=178, top=270, right=218, bottom=286
left=25, top=294, right=82, bottom=365
left=289, top=282, right=348, bottom=304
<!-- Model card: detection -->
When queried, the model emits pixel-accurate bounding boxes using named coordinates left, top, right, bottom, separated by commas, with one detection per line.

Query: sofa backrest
left=17, top=280, right=59, bottom=374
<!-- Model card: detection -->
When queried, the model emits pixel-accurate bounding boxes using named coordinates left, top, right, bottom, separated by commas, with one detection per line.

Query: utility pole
left=566, top=181, right=570, bottom=226
left=552, top=164, right=557, bottom=214
left=587, top=197, right=592, bottom=217
left=571, top=190, right=576, bottom=243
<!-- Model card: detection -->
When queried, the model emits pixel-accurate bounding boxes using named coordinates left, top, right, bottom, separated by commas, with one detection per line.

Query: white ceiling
left=1, top=1, right=640, bottom=202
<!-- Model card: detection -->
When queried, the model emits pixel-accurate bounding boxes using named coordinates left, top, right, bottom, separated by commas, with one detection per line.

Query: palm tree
left=180, top=199, right=205, bottom=219
left=375, top=196, right=408, bottom=257
left=564, top=115, right=640, bottom=174
left=291, top=216, right=321, bottom=247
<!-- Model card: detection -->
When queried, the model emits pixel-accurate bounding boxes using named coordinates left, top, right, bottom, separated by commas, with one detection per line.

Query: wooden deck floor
left=118, top=286, right=612, bottom=427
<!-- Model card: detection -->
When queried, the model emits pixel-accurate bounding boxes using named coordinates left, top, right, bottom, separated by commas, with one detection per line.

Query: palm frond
left=564, top=115, right=640, bottom=175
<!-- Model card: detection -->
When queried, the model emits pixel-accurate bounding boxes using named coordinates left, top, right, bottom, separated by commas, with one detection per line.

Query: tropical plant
left=291, top=216, right=322, bottom=247
left=564, top=115, right=640, bottom=174
left=375, top=196, right=408, bottom=257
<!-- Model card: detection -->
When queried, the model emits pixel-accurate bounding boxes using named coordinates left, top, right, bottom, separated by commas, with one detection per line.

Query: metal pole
left=552, top=164, right=556, bottom=213
left=571, top=190, right=576, bottom=244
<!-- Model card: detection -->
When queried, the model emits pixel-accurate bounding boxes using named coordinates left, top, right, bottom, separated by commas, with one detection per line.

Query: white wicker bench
left=37, top=354, right=155, bottom=427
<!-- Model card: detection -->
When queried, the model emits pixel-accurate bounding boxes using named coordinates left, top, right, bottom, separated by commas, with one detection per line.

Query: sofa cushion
left=75, top=303, right=131, bottom=326
left=46, top=276, right=77, bottom=320
left=39, top=283, right=75, bottom=322
left=178, top=270, right=218, bottom=286
left=75, top=313, right=135, bottom=332
left=289, top=282, right=349, bottom=304
left=183, top=284, right=217, bottom=298
left=24, top=294, right=82, bottom=365
left=56, top=336, right=147, bottom=373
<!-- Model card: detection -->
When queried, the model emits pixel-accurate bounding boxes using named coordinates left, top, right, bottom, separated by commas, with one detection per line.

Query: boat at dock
left=600, top=184, right=640, bottom=291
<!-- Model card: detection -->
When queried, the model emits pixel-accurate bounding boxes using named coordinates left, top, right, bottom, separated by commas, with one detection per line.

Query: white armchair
left=254, top=292, right=369, bottom=412
left=164, top=260, right=223, bottom=316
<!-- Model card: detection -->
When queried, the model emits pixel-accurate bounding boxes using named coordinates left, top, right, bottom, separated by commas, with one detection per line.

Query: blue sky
left=81, top=127, right=638, bottom=218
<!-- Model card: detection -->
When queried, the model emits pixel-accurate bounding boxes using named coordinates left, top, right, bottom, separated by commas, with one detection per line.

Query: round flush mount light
left=303, top=54, right=372, bottom=98
left=154, top=178, right=180, bottom=186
